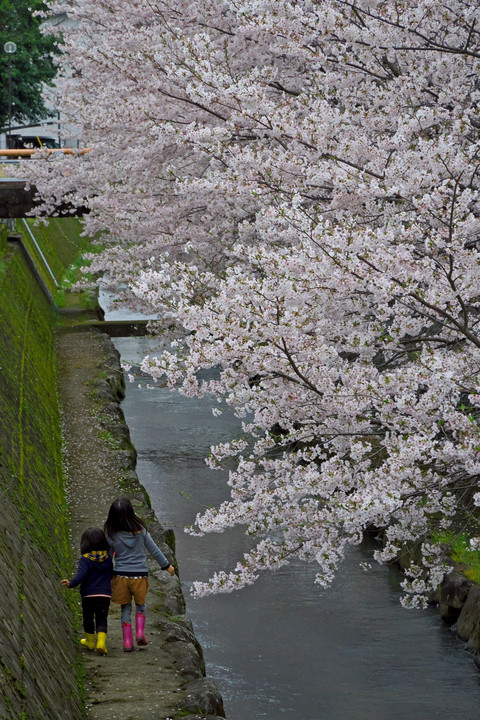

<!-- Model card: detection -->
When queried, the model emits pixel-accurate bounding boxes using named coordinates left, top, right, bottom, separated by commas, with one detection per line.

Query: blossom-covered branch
left=23, top=0, right=480, bottom=605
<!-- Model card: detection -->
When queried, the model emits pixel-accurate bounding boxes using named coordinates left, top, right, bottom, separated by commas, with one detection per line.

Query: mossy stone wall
left=0, top=221, right=85, bottom=719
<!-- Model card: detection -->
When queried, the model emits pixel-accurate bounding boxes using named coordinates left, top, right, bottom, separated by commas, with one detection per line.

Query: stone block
left=179, top=678, right=226, bottom=717
left=439, top=570, right=472, bottom=623
left=457, top=586, right=480, bottom=652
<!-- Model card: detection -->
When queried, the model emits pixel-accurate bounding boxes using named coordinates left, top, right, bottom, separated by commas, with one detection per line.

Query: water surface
left=113, top=336, right=480, bottom=720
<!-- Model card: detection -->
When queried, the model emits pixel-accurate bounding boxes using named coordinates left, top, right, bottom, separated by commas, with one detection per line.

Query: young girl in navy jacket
left=62, top=527, right=113, bottom=655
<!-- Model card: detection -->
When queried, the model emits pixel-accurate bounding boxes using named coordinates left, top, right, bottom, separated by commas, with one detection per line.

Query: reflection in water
left=113, top=337, right=480, bottom=720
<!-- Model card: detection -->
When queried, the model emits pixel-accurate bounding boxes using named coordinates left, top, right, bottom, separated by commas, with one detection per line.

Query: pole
left=3, top=42, right=17, bottom=149
left=7, top=56, right=12, bottom=148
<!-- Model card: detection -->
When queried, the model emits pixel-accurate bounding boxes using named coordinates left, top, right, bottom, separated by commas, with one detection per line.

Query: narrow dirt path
left=56, top=329, right=224, bottom=720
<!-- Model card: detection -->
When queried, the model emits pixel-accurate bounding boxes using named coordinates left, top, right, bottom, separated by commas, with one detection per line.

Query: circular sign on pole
left=4, top=41, right=17, bottom=54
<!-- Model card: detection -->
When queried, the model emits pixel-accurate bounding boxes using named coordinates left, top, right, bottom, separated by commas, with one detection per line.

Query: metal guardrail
left=21, top=218, right=59, bottom=288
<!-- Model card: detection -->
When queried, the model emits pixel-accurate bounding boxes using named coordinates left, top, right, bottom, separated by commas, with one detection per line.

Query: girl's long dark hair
left=104, top=497, right=147, bottom=537
left=80, top=527, right=109, bottom=554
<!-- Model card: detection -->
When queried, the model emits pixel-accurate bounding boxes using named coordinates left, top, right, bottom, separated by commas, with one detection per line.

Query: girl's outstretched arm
left=144, top=530, right=175, bottom=573
left=65, top=557, right=90, bottom=589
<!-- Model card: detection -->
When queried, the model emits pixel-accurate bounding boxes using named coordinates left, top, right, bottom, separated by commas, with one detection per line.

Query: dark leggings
left=82, top=596, right=110, bottom=634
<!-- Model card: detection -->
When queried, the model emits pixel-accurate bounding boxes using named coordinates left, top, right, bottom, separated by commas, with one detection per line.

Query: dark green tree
left=0, top=0, right=60, bottom=133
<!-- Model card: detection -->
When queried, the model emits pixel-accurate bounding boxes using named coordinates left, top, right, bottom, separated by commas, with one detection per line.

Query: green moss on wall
left=0, top=223, right=7, bottom=251
left=0, top=219, right=93, bottom=719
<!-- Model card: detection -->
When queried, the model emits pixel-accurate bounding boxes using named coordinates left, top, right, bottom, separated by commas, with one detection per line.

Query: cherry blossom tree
left=25, top=0, right=480, bottom=604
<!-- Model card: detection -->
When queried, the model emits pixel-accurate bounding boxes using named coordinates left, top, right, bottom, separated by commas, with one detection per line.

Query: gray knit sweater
left=108, top=528, right=170, bottom=575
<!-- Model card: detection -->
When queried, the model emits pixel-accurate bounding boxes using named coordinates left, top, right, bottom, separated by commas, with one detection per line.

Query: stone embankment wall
left=432, top=570, right=480, bottom=666
left=0, top=223, right=83, bottom=719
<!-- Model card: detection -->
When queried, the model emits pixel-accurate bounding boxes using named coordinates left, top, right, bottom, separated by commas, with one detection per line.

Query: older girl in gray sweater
left=104, top=497, right=175, bottom=651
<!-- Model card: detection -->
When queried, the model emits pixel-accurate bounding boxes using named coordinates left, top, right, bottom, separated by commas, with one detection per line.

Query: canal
left=111, top=334, right=480, bottom=720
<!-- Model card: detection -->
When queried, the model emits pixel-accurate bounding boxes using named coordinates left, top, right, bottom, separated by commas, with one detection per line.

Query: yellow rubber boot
left=96, top=632, right=108, bottom=655
left=80, top=633, right=96, bottom=651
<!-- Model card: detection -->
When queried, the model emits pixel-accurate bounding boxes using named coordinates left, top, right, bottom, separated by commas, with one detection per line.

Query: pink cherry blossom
left=23, top=0, right=480, bottom=605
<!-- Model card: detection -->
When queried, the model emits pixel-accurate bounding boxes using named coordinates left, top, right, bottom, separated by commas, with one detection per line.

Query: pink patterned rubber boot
left=135, top=613, right=148, bottom=646
left=122, top=622, right=134, bottom=652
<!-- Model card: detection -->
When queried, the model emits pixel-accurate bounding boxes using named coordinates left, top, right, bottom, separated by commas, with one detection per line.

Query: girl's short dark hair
left=80, top=526, right=109, bottom=554
left=104, top=497, right=147, bottom=537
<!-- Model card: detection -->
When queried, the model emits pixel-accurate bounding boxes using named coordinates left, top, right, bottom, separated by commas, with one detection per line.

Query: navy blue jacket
left=69, top=551, right=113, bottom=597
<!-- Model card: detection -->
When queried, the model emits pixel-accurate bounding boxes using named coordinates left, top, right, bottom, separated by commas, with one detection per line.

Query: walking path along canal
left=56, top=328, right=225, bottom=720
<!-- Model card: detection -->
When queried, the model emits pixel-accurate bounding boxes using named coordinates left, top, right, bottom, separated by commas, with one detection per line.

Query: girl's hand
left=167, top=565, right=176, bottom=576
left=61, top=579, right=70, bottom=587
